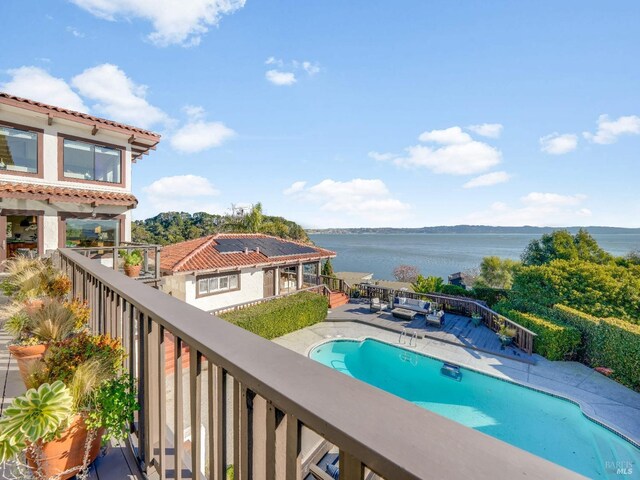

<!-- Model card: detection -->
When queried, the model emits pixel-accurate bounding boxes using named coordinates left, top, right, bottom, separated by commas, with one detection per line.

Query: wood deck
left=0, top=301, right=142, bottom=480
left=327, top=301, right=536, bottom=364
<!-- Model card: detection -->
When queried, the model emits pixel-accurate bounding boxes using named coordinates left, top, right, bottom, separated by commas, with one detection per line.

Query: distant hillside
left=307, top=225, right=640, bottom=235
left=132, top=211, right=310, bottom=245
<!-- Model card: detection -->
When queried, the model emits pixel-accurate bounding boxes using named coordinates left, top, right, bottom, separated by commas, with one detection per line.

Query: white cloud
left=182, top=104, right=205, bottom=120
left=265, top=70, right=296, bottom=86
left=139, top=174, right=222, bottom=218
left=66, top=26, right=85, bottom=37
left=418, top=126, right=472, bottom=144
left=264, top=58, right=319, bottom=85
left=170, top=115, right=235, bottom=153
left=376, top=126, right=502, bottom=175
left=463, top=171, right=511, bottom=188
left=583, top=114, right=640, bottom=144
left=539, top=133, right=578, bottom=155
left=284, top=178, right=411, bottom=227
left=283, top=181, right=307, bottom=195
left=71, top=64, right=168, bottom=128
left=0, top=66, right=88, bottom=112
left=69, top=0, right=246, bottom=47
left=466, top=192, right=590, bottom=226
left=301, top=61, right=320, bottom=76
left=368, top=151, right=396, bottom=162
left=521, top=192, right=586, bottom=207
left=467, top=123, right=503, bottom=138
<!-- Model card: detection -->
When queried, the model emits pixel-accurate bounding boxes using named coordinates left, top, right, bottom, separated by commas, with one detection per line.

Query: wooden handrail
left=353, top=284, right=537, bottom=355
left=56, top=249, right=576, bottom=480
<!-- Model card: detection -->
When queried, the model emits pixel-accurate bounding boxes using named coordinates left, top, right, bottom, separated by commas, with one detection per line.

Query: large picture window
left=197, top=272, right=240, bottom=297
left=63, top=139, right=121, bottom=183
left=0, top=125, right=38, bottom=174
left=65, top=218, right=120, bottom=248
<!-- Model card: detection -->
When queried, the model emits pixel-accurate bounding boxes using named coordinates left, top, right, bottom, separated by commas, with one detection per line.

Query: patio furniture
left=393, top=297, right=431, bottom=315
left=370, top=297, right=388, bottom=313
left=391, top=307, right=417, bottom=320
left=426, top=310, right=445, bottom=328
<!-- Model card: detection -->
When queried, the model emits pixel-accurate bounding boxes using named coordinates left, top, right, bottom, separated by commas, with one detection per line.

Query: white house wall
left=175, top=268, right=265, bottom=312
left=161, top=275, right=187, bottom=302
left=0, top=106, right=135, bottom=252
left=0, top=108, right=134, bottom=192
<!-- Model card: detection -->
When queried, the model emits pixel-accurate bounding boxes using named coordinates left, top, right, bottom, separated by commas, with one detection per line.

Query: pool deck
left=326, top=300, right=536, bottom=364
left=273, top=320, right=640, bottom=446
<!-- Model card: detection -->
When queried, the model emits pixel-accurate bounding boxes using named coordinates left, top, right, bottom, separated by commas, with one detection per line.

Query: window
left=197, top=272, right=240, bottom=296
left=63, top=139, right=121, bottom=183
left=0, top=125, right=38, bottom=173
left=65, top=218, right=120, bottom=248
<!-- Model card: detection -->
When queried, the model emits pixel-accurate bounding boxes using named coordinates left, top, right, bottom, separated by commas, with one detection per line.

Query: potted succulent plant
left=0, top=333, right=138, bottom=479
left=4, top=298, right=88, bottom=385
left=120, top=249, right=143, bottom=278
left=471, top=313, right=483, bottom=327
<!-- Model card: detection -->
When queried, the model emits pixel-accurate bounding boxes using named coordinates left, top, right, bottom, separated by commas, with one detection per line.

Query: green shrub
left=552, top=305, right=640, bottom=391
left=495, top=302, right=581, bottom=361
left=221, top=292, right=328, bottom=339
left=440, top=284, right=470, bottom=297
left=471, top=286, right=508, bottom=307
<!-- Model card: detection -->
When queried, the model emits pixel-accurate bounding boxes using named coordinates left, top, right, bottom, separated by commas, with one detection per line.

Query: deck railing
left=305, top=274, right=352, bottom=296
left=56, top=248, right=574, bottom=480
left=70, top=242, right=161, bottom=284
left=353, top=284, right=537, bottom=355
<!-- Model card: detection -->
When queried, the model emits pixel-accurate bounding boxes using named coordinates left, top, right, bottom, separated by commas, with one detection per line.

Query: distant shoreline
left=307, top=226, right=640, bottom=235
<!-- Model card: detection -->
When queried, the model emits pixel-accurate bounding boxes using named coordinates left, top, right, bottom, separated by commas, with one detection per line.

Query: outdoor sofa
left=393, top=297, right=432, bottom=315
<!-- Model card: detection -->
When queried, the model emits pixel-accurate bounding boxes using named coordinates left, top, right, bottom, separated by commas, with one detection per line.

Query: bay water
left=309, top=233, right=640, bottom=281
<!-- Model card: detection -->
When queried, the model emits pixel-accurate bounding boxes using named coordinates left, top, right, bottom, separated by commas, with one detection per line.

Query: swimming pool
left=310, top=338, right=640, bottom=479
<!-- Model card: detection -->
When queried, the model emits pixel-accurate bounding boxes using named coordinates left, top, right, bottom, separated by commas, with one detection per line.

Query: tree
left=393, top=265, right=420, bottom=283
left=244, top=202, right=264, bottom=233
left=321, top=259, right=335, bottom=277
left=521, top=229, right=612, bottom=266
left=476, top=256, right=520, bottom=289
left=412, top=275, right=444, bottom=294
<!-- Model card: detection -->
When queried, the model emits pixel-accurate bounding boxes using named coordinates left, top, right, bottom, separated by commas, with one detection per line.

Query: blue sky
left=2, top=0, right=639, bottom=227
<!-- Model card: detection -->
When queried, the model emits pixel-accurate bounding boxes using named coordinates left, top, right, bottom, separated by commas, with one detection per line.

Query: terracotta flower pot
left=27, top=415, right=104, bottom=480
left=8, top=343, right=47, bottom=386
left=124, top=264, right=142, bottom=278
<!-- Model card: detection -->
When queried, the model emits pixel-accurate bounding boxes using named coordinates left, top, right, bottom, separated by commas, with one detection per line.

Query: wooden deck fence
left=352, top=284, right=536, bottom=355
left=55, top=248, right=574, bottom=480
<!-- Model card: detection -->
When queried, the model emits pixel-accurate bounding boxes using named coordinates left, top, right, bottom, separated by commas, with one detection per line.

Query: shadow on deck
left=326, top=301, right=536, bottom=364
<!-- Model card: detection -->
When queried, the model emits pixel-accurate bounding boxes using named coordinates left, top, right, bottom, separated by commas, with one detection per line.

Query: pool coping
left=306, top=336, right=640, bottom=451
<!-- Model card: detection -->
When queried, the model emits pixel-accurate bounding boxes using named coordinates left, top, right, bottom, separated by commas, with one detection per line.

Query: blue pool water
left=310, top=339, right=640, bottom=479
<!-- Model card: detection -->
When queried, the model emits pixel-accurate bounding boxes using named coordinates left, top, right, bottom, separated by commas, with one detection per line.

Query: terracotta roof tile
left=0, top=92, right=160, bottom=139
left=160, top=233, right=336, bottom=274
left=0, top=181, right=137, bottom=207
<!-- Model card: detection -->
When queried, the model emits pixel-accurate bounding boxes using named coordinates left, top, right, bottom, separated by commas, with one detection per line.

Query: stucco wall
left=166, top=268, right=266, bottom=312
left=0, top=107, right=134, bottom=192
left=0, top=103, right=137, bottom=252
left=161, top=274, right=187, bottom=302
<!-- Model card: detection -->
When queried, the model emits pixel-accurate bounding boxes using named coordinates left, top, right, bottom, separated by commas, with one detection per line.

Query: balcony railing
left=70, top=242, right=161, bottom=284
left=56, top=248, right=577, bottom=480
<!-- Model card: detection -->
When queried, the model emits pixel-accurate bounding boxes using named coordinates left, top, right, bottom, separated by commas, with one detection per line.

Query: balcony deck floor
left=326, top=300, right=536, bottom=364
left=0, top=297, right=141, bottom=480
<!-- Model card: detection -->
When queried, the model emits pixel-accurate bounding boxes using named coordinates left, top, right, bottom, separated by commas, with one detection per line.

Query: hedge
left=552, top=305, right=640, bottom=391
left=220, top=291, right=328, bottom=340
left=494, top=302, right=581, bottom=361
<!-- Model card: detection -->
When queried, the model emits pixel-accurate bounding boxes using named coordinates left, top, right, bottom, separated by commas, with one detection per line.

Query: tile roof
left=0, top=181, right=137, bottom=207
left=0, top=92, right=160, bottom=140
left=160, top=233, right=336, bottom=274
